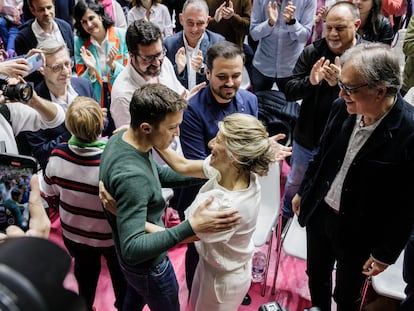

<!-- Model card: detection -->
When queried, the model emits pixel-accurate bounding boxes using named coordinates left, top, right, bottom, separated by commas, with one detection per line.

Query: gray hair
left=340, top=43, right=402, bottom=96
left=327, top=1, right=360, bottom=21
left=182, top=0, right=209, bottom=15
left=37, top=39, right=68, bottom=56
left=218, top=113, right=275, bottom=176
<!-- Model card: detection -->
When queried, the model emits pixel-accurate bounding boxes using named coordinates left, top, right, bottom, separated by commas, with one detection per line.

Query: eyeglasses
left=45, top=61, right=73, bottom=73
left=136, top=48, right=166, bottom=64
left=337, top=79, right=369, bottom=96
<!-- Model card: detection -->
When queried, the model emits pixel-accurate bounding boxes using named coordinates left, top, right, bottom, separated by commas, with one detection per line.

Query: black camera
left=0, top=237, right=86, bottom=311
left=0, top=74, right=33, bottom=103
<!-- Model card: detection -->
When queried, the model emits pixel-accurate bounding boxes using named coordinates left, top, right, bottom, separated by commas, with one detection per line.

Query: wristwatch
left=286, top=18, right=296, bottom=25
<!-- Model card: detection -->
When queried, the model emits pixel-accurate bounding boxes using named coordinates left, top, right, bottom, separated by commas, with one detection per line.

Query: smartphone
left=0, top=153, right=38, bottom=232
left=26, top=53, right=43, bottom=76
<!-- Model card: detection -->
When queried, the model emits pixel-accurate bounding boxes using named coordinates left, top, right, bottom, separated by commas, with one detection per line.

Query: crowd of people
left=0, top=0, right=414, bottom=310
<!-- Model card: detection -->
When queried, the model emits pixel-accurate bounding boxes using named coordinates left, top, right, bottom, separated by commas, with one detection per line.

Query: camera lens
left=5, top=83, right=33, bottom=102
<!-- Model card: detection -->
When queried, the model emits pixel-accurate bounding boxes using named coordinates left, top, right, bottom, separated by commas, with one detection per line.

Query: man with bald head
left=163, top=0, right=224, bottom=89
left=281, top=1, right=365, bottom=227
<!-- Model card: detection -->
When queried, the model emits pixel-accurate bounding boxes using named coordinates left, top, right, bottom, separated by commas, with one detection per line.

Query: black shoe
left=241, top=293, right=251, bottom=306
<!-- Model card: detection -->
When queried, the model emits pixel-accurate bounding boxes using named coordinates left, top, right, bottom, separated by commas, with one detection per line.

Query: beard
left=142, top=64, right=161, bottom=77
left=211, top=85, right=238, bottom=101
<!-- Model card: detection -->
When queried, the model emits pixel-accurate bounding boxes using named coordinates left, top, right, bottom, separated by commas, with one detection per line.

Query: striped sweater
left=42, top=141, right=114, bottom=248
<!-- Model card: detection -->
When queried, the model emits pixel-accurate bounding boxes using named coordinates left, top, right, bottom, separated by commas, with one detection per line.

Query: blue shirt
left=180, top=84, right=258, bottom=160
left=250, top=0, right=316, bottom=78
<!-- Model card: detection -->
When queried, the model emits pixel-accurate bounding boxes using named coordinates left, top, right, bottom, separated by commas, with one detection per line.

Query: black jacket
left=359, top=15, right=394, bottom=45
left=298, top=94, right=414, bottom=264
left=284, top=35, right=365, bottom=150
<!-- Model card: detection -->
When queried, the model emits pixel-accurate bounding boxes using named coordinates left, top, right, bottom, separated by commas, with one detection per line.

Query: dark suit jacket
left=15, top=18, right=74, bottom=57
left=163, top=29, right=225, bottom=89
left=298, top=94, right=414, bottom=264
left=25, top=77, right=96, bottom=170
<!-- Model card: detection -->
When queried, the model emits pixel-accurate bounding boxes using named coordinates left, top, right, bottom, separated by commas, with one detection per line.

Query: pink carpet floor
left=49, top=161, right=314, bottom=311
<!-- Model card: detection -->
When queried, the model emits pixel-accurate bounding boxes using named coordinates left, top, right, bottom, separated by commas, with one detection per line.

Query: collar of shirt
left=32, top=19, right=63, bottom=42
left=183, top=32, right=204, bottom=89
left=50, top=83, right=79, bottom=112
left=91, top=33, right=109, bottom=82
left=32, top=19, right=64, bottom=44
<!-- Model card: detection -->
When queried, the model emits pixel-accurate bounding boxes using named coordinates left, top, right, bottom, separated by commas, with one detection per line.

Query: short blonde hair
left=218, top=113, right=275, bottom=176
left=65, top=96, right=103, bottom=143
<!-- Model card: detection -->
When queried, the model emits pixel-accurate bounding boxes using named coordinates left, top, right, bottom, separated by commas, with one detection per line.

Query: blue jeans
left=121, top=256, right=180, bottom=311
left=282, top=140, right=318, bottom=218
left=401, top=227, right=414, bottom=310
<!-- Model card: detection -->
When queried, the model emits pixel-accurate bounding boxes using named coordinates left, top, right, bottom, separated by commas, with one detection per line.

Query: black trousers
left=306, top=202, right=368, bottom=311
left=63, top=237, right=127, bottom=311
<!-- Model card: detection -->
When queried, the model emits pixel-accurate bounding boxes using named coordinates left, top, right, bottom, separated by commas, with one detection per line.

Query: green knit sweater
left=100, top=131, right=198, bottom=268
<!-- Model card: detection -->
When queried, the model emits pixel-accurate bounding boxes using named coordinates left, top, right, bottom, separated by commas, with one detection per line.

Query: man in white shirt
left=111, top=19, right=190, bottom=128
left=0, top=73, right=65, bottom=154
left=163, top=0, right=225, bottom=90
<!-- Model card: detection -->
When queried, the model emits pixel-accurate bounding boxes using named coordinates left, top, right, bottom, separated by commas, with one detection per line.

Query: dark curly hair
left=73, top=0, right=114, bottom=40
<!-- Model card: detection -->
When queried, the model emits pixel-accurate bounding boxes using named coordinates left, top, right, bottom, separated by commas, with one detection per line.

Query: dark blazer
left=163, top=29, right=225, bottom=89
left=298, top=94, right=414, bottom=264
left=15, top=18, right=74, bottom=57
left=25, top=77, right=96, bottom=170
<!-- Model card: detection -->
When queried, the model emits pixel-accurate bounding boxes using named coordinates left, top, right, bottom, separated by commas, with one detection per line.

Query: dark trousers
left=63, top=237, right=127, bottom=311
left=102, top=82, right=116, bottom=137
left=400, top=227, right=414, bottom=310
left=306, top=202, right=368, bottom=311
left=250, top=66, right=290, bottom=94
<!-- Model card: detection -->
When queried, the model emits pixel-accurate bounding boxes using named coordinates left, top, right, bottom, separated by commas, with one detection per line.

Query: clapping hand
left=80, top=46, right=96, bottom=75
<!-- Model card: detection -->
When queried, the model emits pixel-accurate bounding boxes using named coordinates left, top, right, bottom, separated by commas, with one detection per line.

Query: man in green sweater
left=99, top=83, right=241, bottom=311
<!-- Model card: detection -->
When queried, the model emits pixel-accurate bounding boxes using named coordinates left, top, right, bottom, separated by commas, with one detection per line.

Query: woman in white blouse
left=157, top=113, right=277, bottom=310
left=127, top=0, right=173, bottom=38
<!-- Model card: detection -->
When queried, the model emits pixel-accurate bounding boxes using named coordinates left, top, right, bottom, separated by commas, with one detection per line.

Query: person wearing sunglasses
left=22, top=39, right=97, bottom=171
left=292, top=42, right=414, bottom=311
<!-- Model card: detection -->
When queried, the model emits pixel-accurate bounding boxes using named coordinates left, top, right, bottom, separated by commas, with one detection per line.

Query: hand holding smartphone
left=0, top=153, right=38, bottom=233
left=26, top=53, right=43, bottom=76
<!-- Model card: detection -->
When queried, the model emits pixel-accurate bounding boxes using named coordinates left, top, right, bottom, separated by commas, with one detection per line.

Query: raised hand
left=80, top=46, right=96, bottom=75
left=106, top=45, right=119, bottom=72
left=267, top=0, right=278, bottom=26
left=283, top=1, right=296, bottom=24
left=175, top=47, right=187, bottom=74
left=191, top=50, right=204, bottom=73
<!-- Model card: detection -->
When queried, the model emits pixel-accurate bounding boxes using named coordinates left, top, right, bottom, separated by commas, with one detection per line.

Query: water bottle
left=252, top=251, right=266, bottom=282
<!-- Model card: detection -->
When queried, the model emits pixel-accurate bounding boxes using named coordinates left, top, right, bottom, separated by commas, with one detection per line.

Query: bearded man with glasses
left=111, top=19, right=204, bottom=129
left=23, top=38, right=97, bottom=171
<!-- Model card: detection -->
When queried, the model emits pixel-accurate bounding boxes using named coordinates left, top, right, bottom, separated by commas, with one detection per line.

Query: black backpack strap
left=0, top=104, right=11, bottom=125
